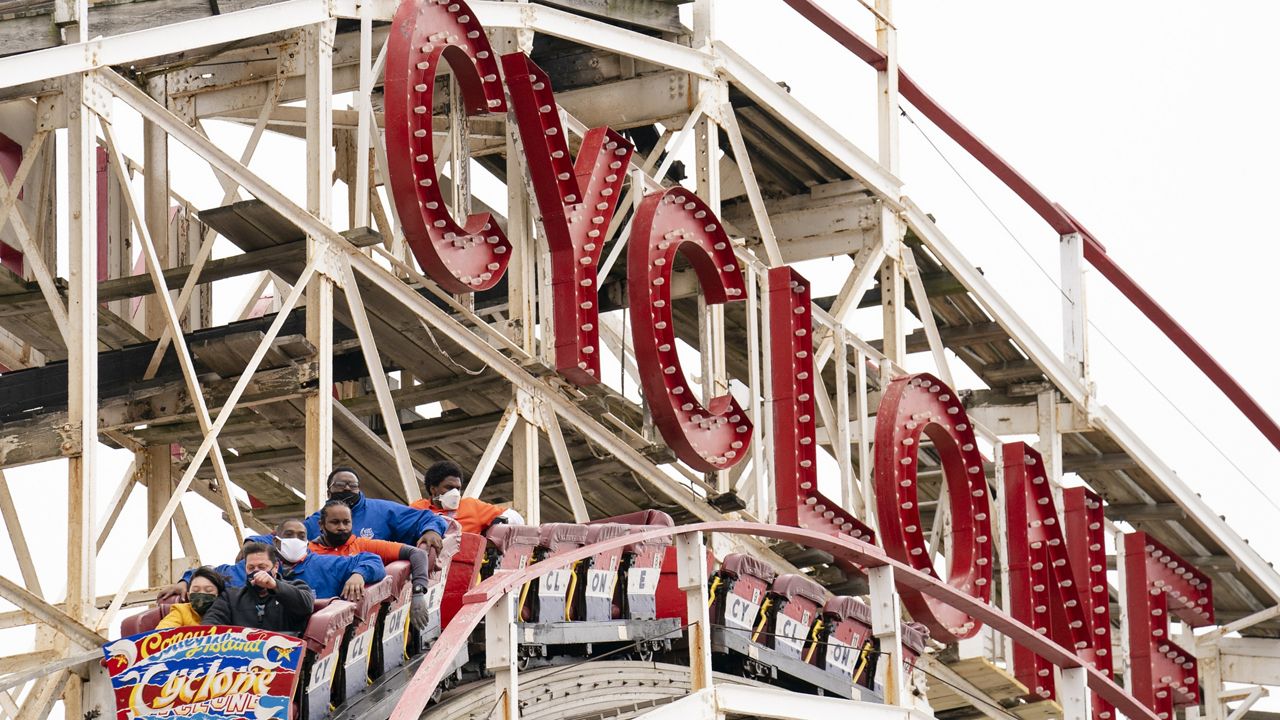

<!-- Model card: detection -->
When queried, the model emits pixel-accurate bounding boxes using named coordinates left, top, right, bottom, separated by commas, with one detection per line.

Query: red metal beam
left=780, top=0, right=1280, bottom=456
left=389, top=522, right=1159, bottom=720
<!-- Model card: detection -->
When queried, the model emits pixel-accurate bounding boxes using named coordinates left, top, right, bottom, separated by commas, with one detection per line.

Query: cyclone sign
left=100, top=626, right=304, bottom=720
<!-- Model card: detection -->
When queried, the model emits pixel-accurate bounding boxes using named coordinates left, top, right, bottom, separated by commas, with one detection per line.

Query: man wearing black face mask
left=201, top=543, right=314, bottom=635
left=302, top=468, right=446, bottom=551
left=309, top=500, right=434, bottom=631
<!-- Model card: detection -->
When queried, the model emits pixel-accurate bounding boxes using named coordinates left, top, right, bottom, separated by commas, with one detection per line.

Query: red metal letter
left=1003, top=443, right=1113, bottom=717
left=1124, top=532, right=1214, bottom=720
left=628, top=188, right=750, bottom=472
left=768, top=267, right=873, bottom=542
left=500, top=53, right=634, bottom=385
left=385, top=0, right=509, bottom=292
left=873, top=373, right=992, bottom=642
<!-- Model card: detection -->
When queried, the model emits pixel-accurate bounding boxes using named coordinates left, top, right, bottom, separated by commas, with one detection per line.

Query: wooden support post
left=305, top=21, right=336, bottom=512
left=875, top=0, right=904, bottom=379
left=500, top=24, right=539, bottom=525
left=142, top=80, right=175, bottom=581
left=142, top=447, right=174, bottom=585
left=1060, top=666, right=1090, bottom=720
left=341, top=261, right=419, bottom=501
left=485, top=592, right=519, bottom=720
left=64, top=75, right=98, bottom=720
left=677, top=531, right=713, bottom=692
left=1038, top=389, right=1064, bottom=509
left=1061, top=231, right=1089, bottom=384
left=542, top=407, right=590, bottom=522
left=868, top=564, right=906, bottom=706
left=464, top=402, right=519, bottom=499
left=879, top=257, right=906, bottom=373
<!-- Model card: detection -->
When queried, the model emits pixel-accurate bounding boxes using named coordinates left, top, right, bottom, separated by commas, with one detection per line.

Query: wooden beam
left=0, top=575, right=104, bottom=649
left=1103, top=502, right=1186, bottom=521
left=0, top=471, right=42, bottom=598
left=1062, top=453, right=1138, bottom=474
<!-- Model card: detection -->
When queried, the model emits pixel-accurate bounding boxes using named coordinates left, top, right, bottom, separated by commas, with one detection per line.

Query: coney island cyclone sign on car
left=101, top=626, right=305, bottom=720
left=384, top=1, right=1213, bottom=718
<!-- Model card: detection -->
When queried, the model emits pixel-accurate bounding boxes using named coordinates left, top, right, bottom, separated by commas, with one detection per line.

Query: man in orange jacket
left=410, top=460, right=524, bottom=534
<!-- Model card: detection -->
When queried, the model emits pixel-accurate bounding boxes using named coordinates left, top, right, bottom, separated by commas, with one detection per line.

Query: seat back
left=577, top=523, right=630, bottom=621
left=441, top=532, right=487, bottom=628
left=297, top=599, right=356, bottom=720
left=767, top=573, right=826, bottom=660
left=818, top=596, right=875, bottom=687
left=712, top=553, right=777, bottom=635
left=483, top=524, right=541, bottom=576
left=372, top=561, right=413, bottom=679
left=417, top=517, right=463, bottom=645
left=530, top=523, right=589, bottom=623
left=333, top=576, right=394, bottom=706
left=120, top=602, right=176, bottom=636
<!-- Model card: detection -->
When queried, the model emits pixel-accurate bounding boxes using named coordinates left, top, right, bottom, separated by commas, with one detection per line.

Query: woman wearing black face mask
left=157, top=566, right=226, bottom=629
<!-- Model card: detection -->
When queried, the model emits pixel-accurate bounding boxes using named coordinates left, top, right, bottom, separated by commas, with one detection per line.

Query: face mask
left=438, top=488, right=461, bottom=511
left=189, top=592, right=217, bottom=615
left=277, top=537, right=308, bottom=563
left=331, top=491, right=360, bottom=508
left=324, top=530, right=352, bottom=547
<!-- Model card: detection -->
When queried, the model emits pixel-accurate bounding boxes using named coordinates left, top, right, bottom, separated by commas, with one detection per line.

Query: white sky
left=4, top=0, right=1280, bottom=713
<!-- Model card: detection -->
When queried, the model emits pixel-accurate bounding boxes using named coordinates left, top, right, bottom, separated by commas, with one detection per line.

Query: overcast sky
left=4, top=0, right=1280, bottom=712
left=708, top=1, right=1280, bottom=553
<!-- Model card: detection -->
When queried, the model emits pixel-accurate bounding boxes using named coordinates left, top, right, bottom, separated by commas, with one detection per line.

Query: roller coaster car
left=330, top=576, right=394, bottom=707
left=297, top=599, right=356, bottom=720
left=527, top=523, right=589, bottom=623
left=480, top=524, right=541, bottom=578
left=514, top=515, right=682, bottom=667
left=709, top=553, right=776, bottom=635
left=814, top=596, right=878, bottom=691
left=765, top=574, right=826, bottom=660
left=369, top=561, right=413, bottom=680
left=597, top=511, right=673, bottom=621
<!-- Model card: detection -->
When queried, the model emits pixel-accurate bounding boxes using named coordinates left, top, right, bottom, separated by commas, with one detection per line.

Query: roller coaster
left=1, top=1, right=1279, bottom=720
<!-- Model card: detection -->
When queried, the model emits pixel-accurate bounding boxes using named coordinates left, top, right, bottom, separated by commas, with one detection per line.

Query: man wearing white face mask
left=161, top=519, right=385, bottom=603
left=411, top=460, right=523, bottom=534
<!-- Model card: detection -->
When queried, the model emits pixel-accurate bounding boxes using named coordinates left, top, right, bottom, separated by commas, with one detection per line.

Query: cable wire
left=899, top=105, right=1280, bottom=516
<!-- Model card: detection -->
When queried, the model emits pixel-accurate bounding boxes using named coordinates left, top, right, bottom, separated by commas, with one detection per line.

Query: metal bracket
left=58, top=421, right=83, bottom=457
left=515, top=390, right=544, bottom=431
left=36, top=94, right=66, bottom=131
left=80, top=73, right=114, bottom=123
left=308, top=236, right=346, bottom=286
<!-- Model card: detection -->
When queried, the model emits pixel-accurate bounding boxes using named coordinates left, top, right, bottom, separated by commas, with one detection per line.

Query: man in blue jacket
left=159, top=519, right=385, bottom=602
left=303, top=467, right=445, bottom=551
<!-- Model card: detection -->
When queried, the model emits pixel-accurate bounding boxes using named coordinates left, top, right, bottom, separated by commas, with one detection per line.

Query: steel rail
left=779, top=0, right=1280, bottom=457
left=389, top=522, right=1159, bottom=720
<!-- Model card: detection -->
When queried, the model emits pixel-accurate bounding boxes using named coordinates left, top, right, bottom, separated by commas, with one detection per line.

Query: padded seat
left=770, top=574, right=826, bottom=607
left=823, top=595, right=872, bottom=625
left=720, top=554, right=777, bottom=584
left=120, top=601, right=177, bottom=636
left=537, top=523, right=589, bottom=553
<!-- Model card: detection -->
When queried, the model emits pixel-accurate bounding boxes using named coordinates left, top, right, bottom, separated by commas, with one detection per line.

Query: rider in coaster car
left=410, top=460, right=523, bottom=534
left=303, top=467, right=445, bottom=551
left=309, top=499, right=433, bottom=630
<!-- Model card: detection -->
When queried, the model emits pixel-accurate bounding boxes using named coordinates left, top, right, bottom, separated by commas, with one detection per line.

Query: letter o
left=874, top=372, right=993, bottom=642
